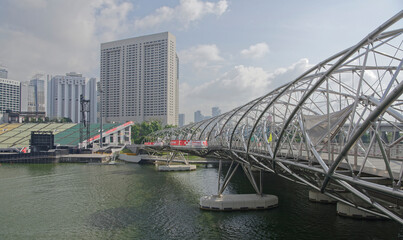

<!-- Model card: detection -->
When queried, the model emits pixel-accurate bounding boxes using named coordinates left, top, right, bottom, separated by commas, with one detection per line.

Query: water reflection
left=0, top=163, right=400, bottom=240
left=89, top=207, right=138, bottom=229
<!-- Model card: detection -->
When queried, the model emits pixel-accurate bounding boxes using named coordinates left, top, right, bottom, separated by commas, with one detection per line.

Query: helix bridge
left=144, top=11, right=403, bottom=224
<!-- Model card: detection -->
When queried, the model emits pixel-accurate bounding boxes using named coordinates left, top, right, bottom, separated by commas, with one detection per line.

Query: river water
left=0, top=163, right=400, bottom=239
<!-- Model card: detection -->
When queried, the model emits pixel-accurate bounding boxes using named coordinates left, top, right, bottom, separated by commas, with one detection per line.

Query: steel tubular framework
left=147, top=11, right=403, bottom=223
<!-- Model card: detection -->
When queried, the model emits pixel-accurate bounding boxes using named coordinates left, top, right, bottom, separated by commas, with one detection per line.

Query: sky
left=0, top=0, right=402, bottom=124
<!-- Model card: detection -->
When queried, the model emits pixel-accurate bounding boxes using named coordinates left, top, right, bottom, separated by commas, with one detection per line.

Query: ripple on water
left=88, top=207, right=138, bottom=229
left=0, top=164, right=400, bottom=240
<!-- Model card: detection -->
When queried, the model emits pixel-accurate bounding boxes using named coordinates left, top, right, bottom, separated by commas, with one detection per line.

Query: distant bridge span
left=145, top=11, right=403, bottom=223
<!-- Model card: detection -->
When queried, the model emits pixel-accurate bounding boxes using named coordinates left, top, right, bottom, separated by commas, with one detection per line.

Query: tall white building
left=47, top=72, right=97, bottom=123
left=0, top=78, right=20, bottom=122
left=100, top=32, right=178, bottom=125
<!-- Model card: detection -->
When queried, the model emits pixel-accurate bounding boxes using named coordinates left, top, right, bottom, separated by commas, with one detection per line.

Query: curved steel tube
left=147, top=11, right=403, bottom=224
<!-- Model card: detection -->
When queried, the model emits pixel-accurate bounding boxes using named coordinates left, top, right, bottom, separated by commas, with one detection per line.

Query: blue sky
left=0, top=0, right=402, bottom=123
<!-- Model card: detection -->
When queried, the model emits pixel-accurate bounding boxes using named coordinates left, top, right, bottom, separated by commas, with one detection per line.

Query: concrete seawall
left=0, top=152, right=109, bottom=164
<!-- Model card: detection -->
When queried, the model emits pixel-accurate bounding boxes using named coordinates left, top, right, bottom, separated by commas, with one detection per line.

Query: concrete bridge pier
left=157, top=151, right=196, bottom=171
left=336, top=202, right=384, bottom=219
left=309, top=190, right=386, bottom=220
left=200, top=160, right=278, bottom=211
left=334, top=192, right=390, bottom=220
left=308, top=190, right=337, bottom=203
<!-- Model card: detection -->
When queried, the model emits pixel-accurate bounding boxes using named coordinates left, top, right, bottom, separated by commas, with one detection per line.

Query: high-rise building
left=178, top=113, right=185, bottom=127
left=0, top=66, right=8, bottom=79
left=100, top=32, right=178, bottom=125
left=194, top=110, right=212, bottom=123
left=194, top=110, right=203, bottom=123
left=87, top=77, right=97, bottom=124
left=20, top=81, right=29, bottom=112
left=96, top=81, right=101, bottom=123
left=212, top=106, right=221, bottom=117
left=204, top=115, right=211, bottom=120
left=0, top=77, right=20, bottom=122
left=47, top=72, right=97, bottom=123
left=27, top=75, right=46, bottom=113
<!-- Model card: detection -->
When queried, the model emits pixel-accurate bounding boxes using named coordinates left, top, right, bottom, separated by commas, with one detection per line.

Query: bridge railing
left=145, top=11, right=403, bottom=223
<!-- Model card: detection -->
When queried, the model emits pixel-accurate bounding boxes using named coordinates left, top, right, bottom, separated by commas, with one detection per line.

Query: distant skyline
left=0, top=0, right=402, bottom=124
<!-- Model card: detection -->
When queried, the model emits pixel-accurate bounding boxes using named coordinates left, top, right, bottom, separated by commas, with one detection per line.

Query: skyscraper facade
left=0, top=78, right=20, bottom=122
left=194, top=110, right=203, bottom=123
left=20, top=75, right=47, bottom=113
left=212, top=106, right=221, bottom=117
left=28, top=75, right=46, bottom=113
left=178, top=113, right=185, bottom=127
left=20, top=81, right=29, bottom=112
left=100, top=32, right=178, bottom=125
left=47, top=72, right=97, bottom=123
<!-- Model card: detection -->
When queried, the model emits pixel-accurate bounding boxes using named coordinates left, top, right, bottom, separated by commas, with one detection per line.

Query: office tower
left=20, top=81, right=29, bottom=112
left=47, top=72, right=97, bottom=123
left=87, top=77, right=97, bottom=124
left=0, top=77, right=20, bottom=122
left=96, top=81, right=101, bottom=123
left=27, top=75, right=46, bottom=113
left=100, top=32, right=178, bottom=125
left=0, top=66, right=8, bottom=79
left=212, top=106, right=221, bottom=117
left=194, top=110, right=203, bottom=123
left=178, top=113, right=184, bottom=127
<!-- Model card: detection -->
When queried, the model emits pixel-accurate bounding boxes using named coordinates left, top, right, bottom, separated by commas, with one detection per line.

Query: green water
left=0, top=163, right=400, bottom=239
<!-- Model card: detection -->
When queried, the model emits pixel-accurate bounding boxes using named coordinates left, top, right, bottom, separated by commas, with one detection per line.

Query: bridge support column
left=200, top=159, right=278, bottom=211
left=336, top=202, right=383, bottom=219
left=157, top=151, right=196, bottom=171
left=200, top=194, right=278, bottom=211
left=308, top=190, right=337, bottom=203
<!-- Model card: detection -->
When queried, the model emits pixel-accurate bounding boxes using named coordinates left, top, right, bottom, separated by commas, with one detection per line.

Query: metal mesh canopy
left=302, top=105, right=353, bottom=146
left=147, top=11, right=403, bottom=223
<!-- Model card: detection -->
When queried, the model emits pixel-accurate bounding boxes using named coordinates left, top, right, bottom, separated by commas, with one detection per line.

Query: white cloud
left=269, top=58, right=312, bottom=88
left=134, top=0, right=229, bottom=29
left=241, top=42, right=269, bottom=59
left=0, top=0, right=133, bottom=81
left=179, top=44, right=224, bottom=69
left=180, top=59, right=312, bottom=123
left=95, top=1, right=134, bottom=41
left=180, top=65, right=271, bottom=116
left=0, top=0, right=229, bottom=81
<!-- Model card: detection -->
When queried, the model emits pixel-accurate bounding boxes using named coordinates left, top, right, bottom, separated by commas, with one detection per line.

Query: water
left=0, top=163, right=400, bottom=239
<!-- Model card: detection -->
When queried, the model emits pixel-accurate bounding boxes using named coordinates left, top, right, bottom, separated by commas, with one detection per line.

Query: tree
left=60, top=117, right=72, bottom=123
left=164, top=124, right=176, bottom=129
left=131, top=120, right=164, bottom=144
